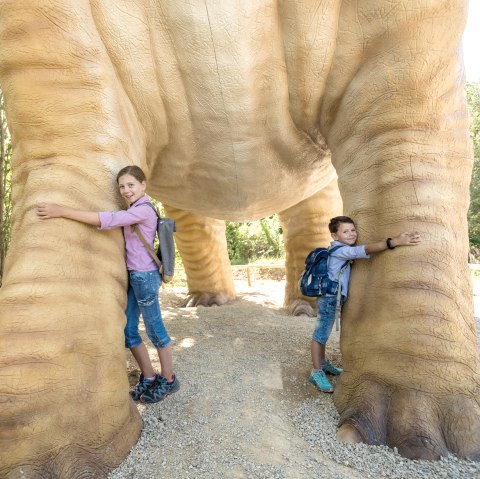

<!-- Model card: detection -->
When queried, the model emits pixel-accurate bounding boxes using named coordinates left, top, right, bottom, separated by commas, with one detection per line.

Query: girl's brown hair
left=116, top=165, right=146, bottom=183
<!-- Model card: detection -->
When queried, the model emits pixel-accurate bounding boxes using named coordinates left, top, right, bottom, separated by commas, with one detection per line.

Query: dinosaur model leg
left=322, top=0, right=480, bottom=459
left=163, top=205, right=236, bottom=306
left=278, top=177, right=342, bottom=316
left=0, top=2, right=144, bottom=476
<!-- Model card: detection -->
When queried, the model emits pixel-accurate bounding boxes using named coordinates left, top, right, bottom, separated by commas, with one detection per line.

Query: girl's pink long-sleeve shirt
left=98, top=195, right=158, bottom=271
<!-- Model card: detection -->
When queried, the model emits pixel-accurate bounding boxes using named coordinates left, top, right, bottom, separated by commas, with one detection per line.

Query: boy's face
left=331, top=222, right=357, bottom=245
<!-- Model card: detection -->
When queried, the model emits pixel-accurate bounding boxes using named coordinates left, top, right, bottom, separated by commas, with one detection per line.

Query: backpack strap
left=132, top=201, right=176, bottom=283
left=130, top=201, right=162, bottom=269
left=142, top=201, right=161, bottom=219
left=132, top=200, right=161, bottom=218
left=334, top=273, right=344, bottom=332
left=327, top=245, right=350, bottom=280
left=130, top=224, right=162, bottom=269
left=328, top=245, right=351, bottom=332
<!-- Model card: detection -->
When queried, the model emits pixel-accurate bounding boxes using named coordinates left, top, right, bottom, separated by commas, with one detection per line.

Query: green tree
left=466, top=82, right=480, bottom=246
left=1, top=89, right=13, bottom=284
left=225, top=216, right=284, bottom=265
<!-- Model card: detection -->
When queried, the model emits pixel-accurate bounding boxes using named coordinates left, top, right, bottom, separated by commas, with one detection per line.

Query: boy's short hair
left=329, top=216, right=355, bottom=233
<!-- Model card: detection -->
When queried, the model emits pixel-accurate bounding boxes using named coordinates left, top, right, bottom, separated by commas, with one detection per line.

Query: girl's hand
left=36, top=203, right=101, bottom=226
left=393, top=232, right=421, bottom=247
left=36, top=203, right=64, bottom=219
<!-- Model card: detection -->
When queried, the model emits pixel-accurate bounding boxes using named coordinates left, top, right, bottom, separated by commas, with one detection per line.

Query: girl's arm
left=36, top=203, right=101, bottom=226
left=364, top=232, right=420, bottom=255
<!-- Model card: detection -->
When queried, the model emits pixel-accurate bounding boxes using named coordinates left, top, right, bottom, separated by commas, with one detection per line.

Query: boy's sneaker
left=309, top=369, right=334, bottom=393
left=129, top=374, right=160, bottom=401
left=322, top=359, right=343, bottom=376
left=140, top=375, right=180, bottom=404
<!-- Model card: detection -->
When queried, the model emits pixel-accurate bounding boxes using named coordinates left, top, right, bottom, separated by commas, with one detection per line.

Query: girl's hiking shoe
left=129, top=373, right=160, bottom=401
left=322, top=359, right=343, bottom=376
left=140, top=375, right=180, bottom=403
left=309, top=369, right=334, bottom=393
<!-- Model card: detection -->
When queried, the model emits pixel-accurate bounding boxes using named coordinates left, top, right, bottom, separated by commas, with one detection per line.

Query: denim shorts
left=124, top=270, right=171, bottom=349
left=312, top=295, right=344, bottom=345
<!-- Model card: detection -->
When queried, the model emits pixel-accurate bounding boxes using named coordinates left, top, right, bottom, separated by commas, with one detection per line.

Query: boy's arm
left=364, top=232, right=420, bottom=255
left=36, top=203, right=101, bottom=226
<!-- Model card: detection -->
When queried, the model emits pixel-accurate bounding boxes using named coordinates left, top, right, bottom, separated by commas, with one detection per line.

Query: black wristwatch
left=386, top=238, right=395, bottom=250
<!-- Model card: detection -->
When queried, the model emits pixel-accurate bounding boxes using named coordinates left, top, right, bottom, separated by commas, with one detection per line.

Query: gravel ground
left=109, top=280, right=480, bottom=479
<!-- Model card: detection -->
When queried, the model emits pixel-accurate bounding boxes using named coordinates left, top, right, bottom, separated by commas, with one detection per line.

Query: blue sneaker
left=140, top=375, right=180, bottom=403
left=309, top=369, right=333, bottom=393
left=322, top=359, right=343, bottom=376
left=129, top=373, right=160, bottom=401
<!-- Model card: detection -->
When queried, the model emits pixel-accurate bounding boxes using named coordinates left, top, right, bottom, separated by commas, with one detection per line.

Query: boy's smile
left=331, top=222, right=357, bottom=245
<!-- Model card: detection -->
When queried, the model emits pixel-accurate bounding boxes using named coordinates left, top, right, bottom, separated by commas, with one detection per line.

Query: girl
left=36, top=165, right=180, bottom=404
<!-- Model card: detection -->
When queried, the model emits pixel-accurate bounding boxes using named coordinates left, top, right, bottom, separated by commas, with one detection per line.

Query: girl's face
left=118, top=174, right=146, bottom=205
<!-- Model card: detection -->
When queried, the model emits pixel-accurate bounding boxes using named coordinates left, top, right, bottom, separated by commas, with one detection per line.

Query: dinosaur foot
left=1, top=401, right=141, bottom=478
left=286, top=299, right=315, bottom=317
left=181, top=291, right=234, bottom=307
left=335, top=380, right=480, bottom=460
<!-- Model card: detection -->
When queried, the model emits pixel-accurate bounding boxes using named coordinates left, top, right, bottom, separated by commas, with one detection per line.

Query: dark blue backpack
left=299, top=245, right=348, bottom=297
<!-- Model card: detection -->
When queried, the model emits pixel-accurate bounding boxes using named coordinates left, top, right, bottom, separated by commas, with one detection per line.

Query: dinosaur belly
left=96, top=0, right=340, bottom=219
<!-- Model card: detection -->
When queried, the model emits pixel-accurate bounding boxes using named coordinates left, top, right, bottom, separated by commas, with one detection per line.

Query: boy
left=309, top=216, right=421, bottom=392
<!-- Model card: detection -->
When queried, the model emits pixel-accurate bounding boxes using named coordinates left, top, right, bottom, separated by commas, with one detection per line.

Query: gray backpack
left=131, top=202, right=176, bottom=283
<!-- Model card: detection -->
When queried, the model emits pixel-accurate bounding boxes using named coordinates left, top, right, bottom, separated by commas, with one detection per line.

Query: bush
left=225, top=216, right=284, bottom=265
left=467, top=82, right=480, bottom=246
left=1, top=90, right=12, bottom=285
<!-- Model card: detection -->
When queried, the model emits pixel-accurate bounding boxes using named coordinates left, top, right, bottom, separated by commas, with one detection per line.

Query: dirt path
left=110, top=280, right=480, bottom=479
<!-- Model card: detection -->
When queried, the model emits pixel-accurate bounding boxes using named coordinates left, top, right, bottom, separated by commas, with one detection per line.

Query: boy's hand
left=365, top=231, right=421, bottom=254
left=36, top=203, right=64, bottom=219
left=392, top=232, right=421, bottom=247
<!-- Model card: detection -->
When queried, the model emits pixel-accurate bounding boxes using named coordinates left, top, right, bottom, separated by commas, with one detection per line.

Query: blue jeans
left=124, top=270, right=171, bottom=349
left=312, top=295, right=344, bottom=345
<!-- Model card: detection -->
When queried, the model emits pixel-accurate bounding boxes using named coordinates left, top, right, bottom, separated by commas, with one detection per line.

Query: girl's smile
left=118, top=174, right=147, bottom=205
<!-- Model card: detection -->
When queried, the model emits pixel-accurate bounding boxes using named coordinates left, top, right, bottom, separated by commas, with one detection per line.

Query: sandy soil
left=111, top=278, right=480, bottom=479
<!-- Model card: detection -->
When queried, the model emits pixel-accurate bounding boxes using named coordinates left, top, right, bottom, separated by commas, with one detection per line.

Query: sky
left=463, top=1, right=480, bottom=82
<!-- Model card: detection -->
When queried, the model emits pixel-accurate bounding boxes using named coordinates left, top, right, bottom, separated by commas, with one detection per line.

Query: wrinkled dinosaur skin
left=0, top=0, right=478, bottom=476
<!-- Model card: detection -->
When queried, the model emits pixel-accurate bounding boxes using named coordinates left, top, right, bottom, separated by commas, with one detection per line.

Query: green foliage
left=466, top=82, right=480, bottom=157
left=225, top=216, right=284, bottom=265
left=0, top=90, right=13, bottom=284
left=149, top=198, right=165, bottom=217
left=466, top=82, right=480, bottom=246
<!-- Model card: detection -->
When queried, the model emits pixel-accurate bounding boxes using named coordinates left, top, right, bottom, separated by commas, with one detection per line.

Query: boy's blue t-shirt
left=327, top=240, right=370, bottom=298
